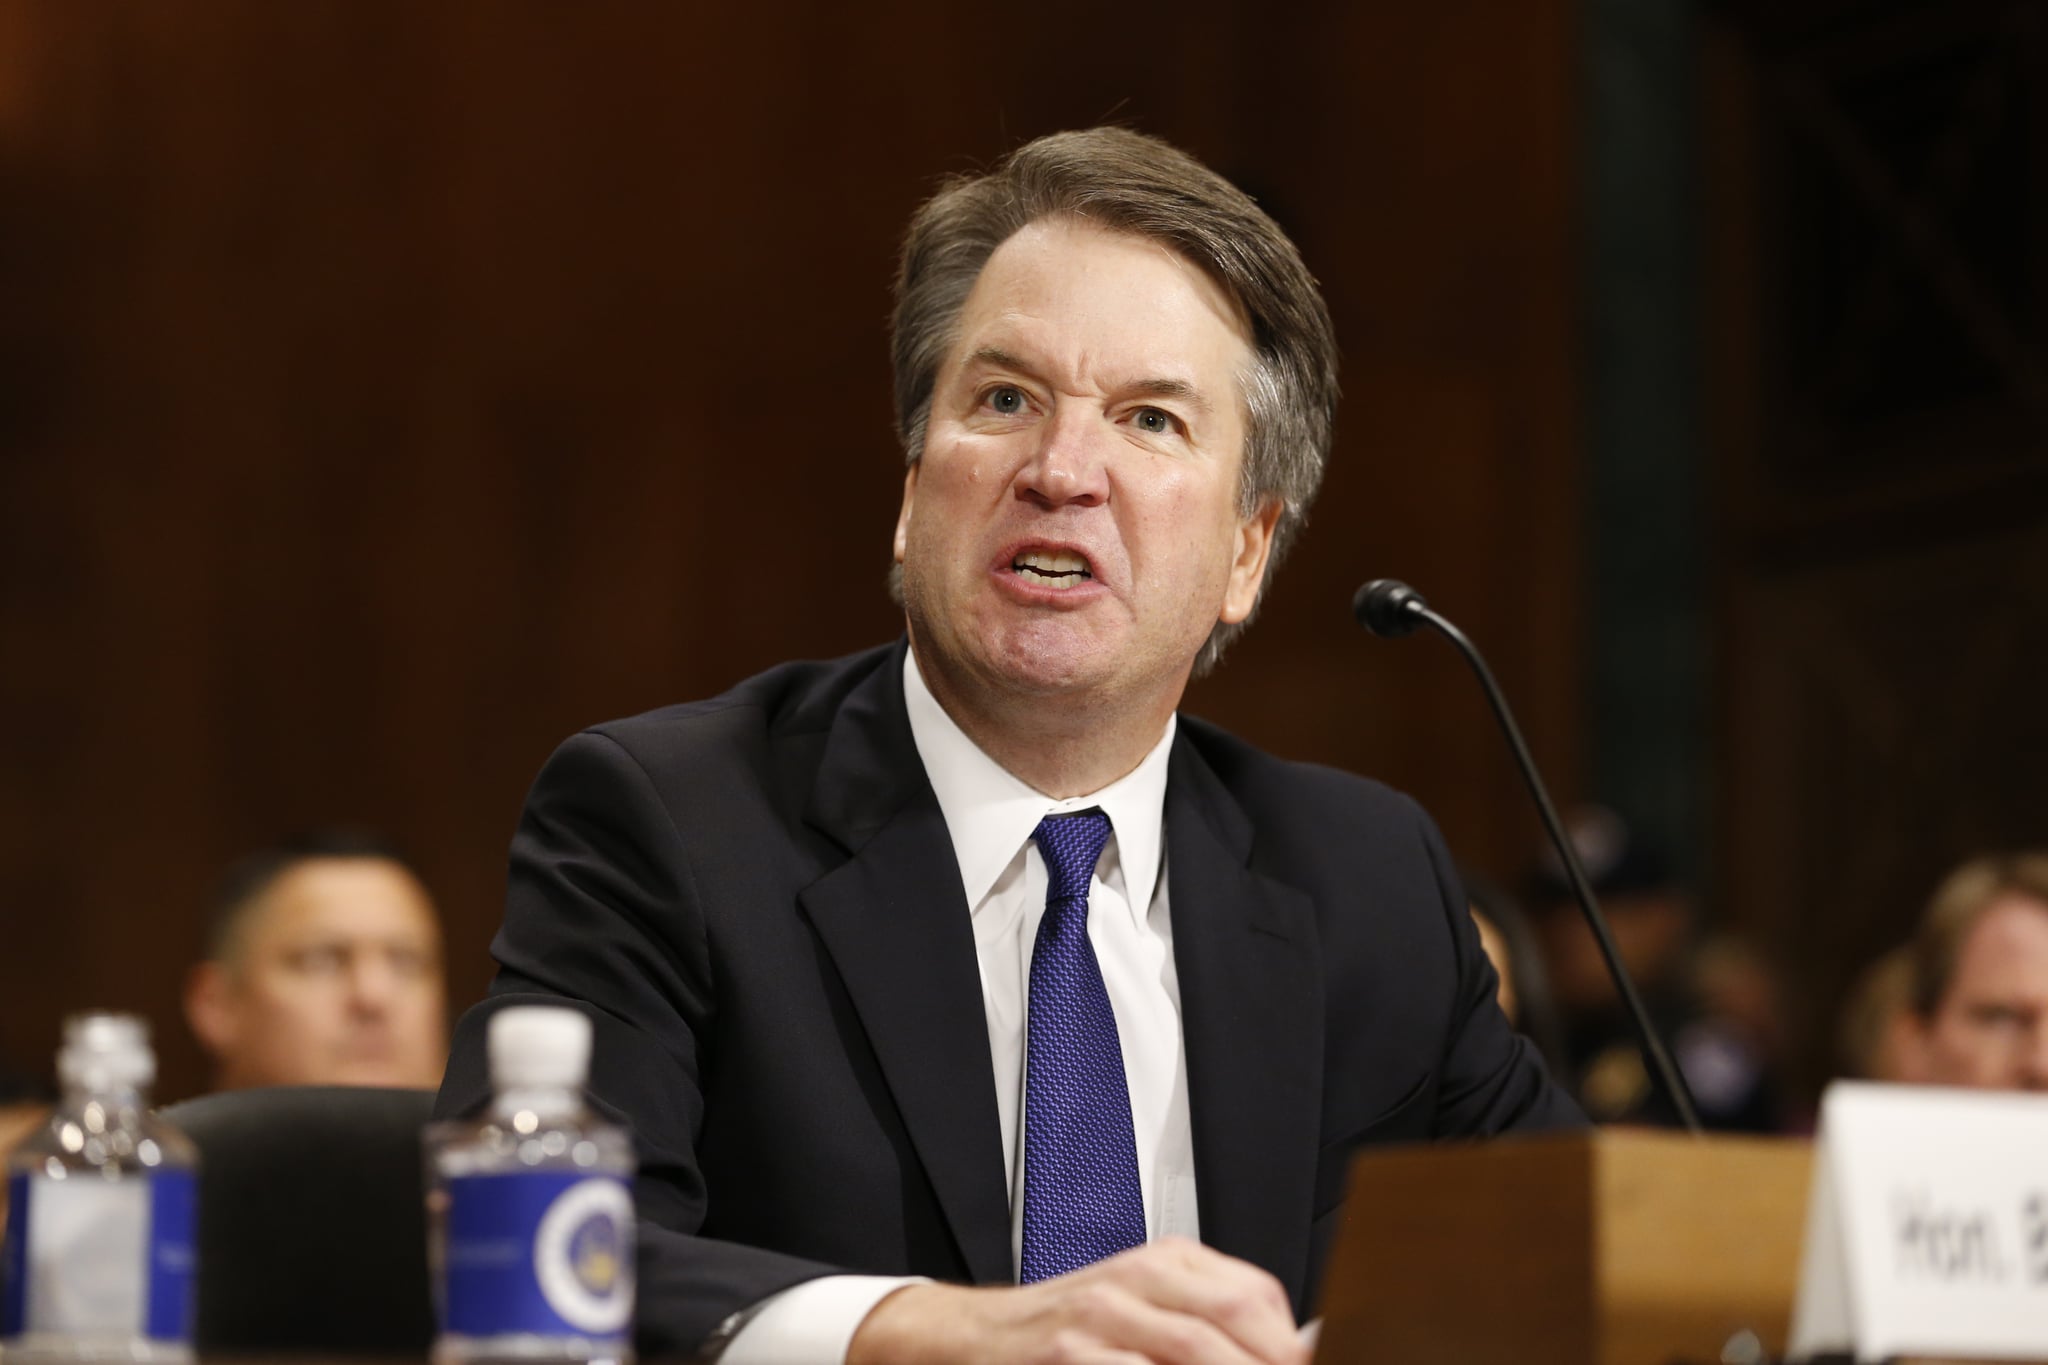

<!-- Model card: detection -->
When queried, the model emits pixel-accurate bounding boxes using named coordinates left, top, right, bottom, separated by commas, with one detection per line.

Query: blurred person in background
left=1464, top=871, right=1567, bottom=1074
left=1524, top=806, right=1787, bottom=1130
left=1892, top=853, right=2048, bottom=1091
left=1837, top=946, right=1916, bottom=1083
left=183, top=828, right=448, bottom=1092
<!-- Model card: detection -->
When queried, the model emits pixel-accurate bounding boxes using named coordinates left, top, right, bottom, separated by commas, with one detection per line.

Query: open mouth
left=1011, top=549, right=1092, bottom=587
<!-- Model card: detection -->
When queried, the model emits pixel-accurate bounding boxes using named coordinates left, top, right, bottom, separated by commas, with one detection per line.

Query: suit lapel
left=796, top=644, right=1015, bottom=1284
left=1165, top=738, right=1324, bottom=1300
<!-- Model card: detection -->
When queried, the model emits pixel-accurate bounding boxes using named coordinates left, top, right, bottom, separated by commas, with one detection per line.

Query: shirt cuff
left=717, top=1274, right=927, bottom=1365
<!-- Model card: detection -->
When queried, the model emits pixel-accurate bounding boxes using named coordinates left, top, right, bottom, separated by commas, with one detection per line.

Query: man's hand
left=845, top=1238, right=1309, bottom=1365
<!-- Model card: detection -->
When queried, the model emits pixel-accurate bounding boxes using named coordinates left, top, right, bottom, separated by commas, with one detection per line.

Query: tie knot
left=1034, top=809, right=1113, bottom=903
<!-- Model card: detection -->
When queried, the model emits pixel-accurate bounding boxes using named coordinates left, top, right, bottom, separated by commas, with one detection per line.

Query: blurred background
left=0, top=0, right=2042, bottom=1116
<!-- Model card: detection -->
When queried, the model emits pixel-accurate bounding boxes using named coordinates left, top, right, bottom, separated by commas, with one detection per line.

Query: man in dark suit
left=439, top=127, right=1580, bottom=1364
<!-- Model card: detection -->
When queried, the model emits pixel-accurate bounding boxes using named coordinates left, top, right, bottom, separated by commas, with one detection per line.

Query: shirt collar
left=902, top=646, right=1173, bottom=927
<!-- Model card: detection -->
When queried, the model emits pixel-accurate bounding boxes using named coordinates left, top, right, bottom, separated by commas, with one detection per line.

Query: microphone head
left=1352, top=579, right=1428, bottom=638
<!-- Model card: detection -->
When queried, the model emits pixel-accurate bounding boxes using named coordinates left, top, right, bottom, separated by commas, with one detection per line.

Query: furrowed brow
left=1125, top=376, right=1213, bottom=414
left=964, top=346, right=1035, bottom=376
left=962, top=348, right=1214, bottom=414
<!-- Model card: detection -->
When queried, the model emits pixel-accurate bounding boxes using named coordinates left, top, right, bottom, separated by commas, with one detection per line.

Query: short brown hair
left=1907, top=853, right=2048, bottom=1016
left=889, top=127, right=1340, bottom=676
left=203, top=827, right=424, bottom=963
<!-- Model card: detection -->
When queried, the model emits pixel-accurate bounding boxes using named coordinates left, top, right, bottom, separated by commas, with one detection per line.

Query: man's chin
left=979, top=641, right=1113, bottom=698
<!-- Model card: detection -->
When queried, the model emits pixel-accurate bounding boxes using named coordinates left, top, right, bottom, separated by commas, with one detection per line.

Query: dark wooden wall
left=1705, top=0, right=2048, bottom=1098
left=0, top=1, right=1583, bottom=1100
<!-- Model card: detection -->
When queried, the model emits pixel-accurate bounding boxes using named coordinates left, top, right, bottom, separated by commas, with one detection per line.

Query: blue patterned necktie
left=1020, top=809, right=1146, bottom=1283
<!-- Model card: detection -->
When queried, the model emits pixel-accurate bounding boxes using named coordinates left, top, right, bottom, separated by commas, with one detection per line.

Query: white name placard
left=1790, top=1082, right=2048, bottom=1362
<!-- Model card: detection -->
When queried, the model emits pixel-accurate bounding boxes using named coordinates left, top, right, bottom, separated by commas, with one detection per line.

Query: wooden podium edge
left=1314, top=1129, right=1813, bottom=1365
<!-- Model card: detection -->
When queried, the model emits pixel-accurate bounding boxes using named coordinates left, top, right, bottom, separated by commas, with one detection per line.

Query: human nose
left=346, top=955, right=399, bottom=1015
left=1014, top=402, right=1109, bottom=509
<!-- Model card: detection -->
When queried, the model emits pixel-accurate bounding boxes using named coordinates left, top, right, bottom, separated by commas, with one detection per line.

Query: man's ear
left=183, top=960, right=238, bottom=1058
left=1220, top=495, right=1284, bottom=625
left=893, top=464, right=919, bottom=565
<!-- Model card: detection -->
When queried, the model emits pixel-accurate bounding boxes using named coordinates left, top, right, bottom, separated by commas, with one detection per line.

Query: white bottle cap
left=488, top=1005, right=592, bottom=1092
left=59, top=1012, right=155, bottom=1093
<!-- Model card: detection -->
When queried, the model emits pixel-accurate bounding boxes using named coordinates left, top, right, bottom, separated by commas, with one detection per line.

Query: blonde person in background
left=184, top=829, right=448, bottom=1092
left=1892, top=853, right=2048, bottom=1091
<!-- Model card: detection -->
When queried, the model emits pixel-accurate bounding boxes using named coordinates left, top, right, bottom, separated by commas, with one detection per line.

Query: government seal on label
left=532, top=1177, right=633, bottom=1334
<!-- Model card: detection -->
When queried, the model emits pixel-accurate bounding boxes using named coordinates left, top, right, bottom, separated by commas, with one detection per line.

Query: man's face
left=1909, top=893, right=2048, bottom=1091
left=189, top=857, right=448, bottom=1091
left=894, top=217, right=1279, bottom=718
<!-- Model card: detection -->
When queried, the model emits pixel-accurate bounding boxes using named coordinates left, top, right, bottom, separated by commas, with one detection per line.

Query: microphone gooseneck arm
left=1351, top=578, right=1705, bottom=1135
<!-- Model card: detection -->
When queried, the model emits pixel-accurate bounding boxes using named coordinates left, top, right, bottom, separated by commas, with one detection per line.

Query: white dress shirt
left=721, top=649, right=1197, bottom=1363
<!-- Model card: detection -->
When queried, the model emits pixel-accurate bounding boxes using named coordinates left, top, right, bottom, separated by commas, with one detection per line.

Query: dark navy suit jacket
left=436, top=640, right=1582, bottom=1353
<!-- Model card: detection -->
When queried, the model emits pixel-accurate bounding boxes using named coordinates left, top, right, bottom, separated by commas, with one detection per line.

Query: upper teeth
left=1015, top=550, right=1089, bottom=577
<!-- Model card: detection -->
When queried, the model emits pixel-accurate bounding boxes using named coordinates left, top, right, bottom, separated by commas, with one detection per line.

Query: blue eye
left=1134, top=408, right=1172, bottom=434
left=987, top=386, right=1025, bottom=415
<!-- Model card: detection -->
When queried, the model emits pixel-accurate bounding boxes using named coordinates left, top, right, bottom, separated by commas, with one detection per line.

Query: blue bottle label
left=3, top=1173, right=27, bottom=1336
left=0, top=1168, right=195, bottom=1343
left=444, top=1172, right=633, bottom=1339
left=145, top=1170, right=197, bottom=1342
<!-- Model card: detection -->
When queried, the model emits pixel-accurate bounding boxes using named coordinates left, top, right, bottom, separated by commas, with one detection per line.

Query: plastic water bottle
left=1, top=1013, right=199, bottom=1362
left=426, top=1006, right=635, bottom=1365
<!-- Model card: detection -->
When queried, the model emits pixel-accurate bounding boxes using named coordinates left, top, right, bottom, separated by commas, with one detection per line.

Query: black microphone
left=1352, top=579, right=1428, bottom=638
left=1351, top=578, right=1704, bottom=1135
